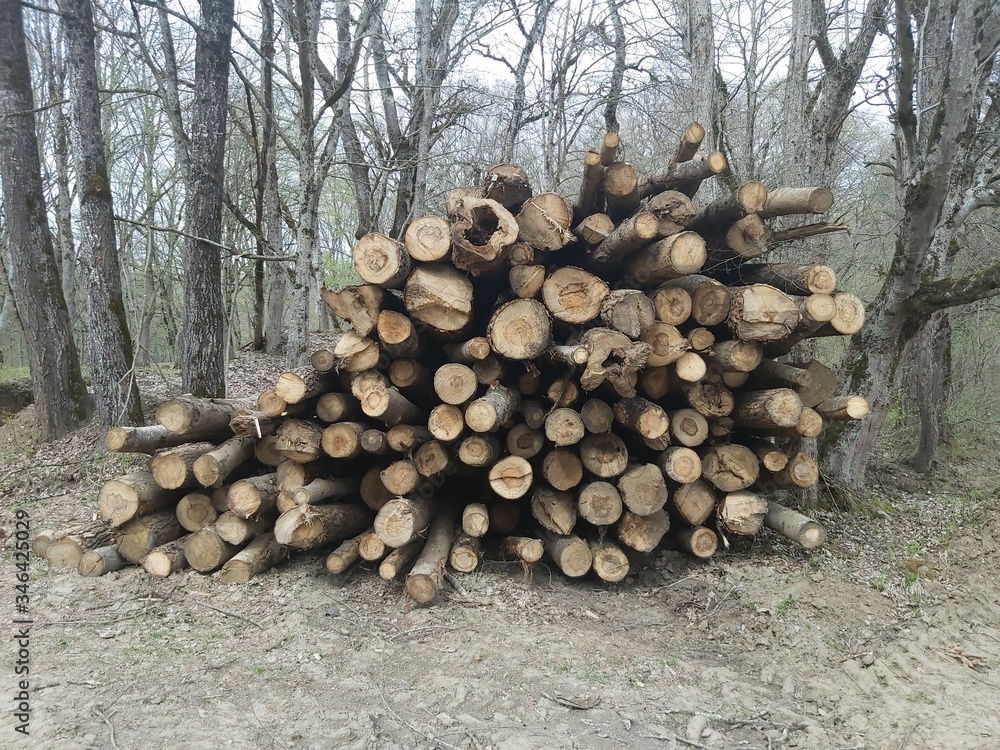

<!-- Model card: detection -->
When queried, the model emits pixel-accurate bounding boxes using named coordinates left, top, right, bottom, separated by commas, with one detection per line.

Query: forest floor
left=1, top=354, right=999, bottom=750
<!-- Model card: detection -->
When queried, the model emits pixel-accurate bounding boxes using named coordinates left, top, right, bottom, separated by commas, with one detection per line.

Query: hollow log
left=579, top=327, right=650, bottom=397
left=450, top=195, right=518, bottom=274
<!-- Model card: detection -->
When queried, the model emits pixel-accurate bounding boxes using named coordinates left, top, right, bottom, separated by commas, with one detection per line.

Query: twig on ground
left=92, top=705, right=122, bottom=750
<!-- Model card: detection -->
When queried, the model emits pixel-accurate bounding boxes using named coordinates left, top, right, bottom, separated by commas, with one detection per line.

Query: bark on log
left=732, top=388, right=803, bottom=429
left=589, top=539, right=630, bottom=582
left=404, top=216, right=451, bottom=262
left=483, top=164, right=533, bottom=212
left=498, top=536, right=544, bottom=564
left=98, top=471, right=181, bottom=528
left=735, top=263, right=837, bottom=296
left=701, top=445, right=759, bottom=492
left=379, top=539, right=423, bottom=580
left=516, top=192, right=575, bottom=251
left=752, top=359, right=838, bottom=408
left=192, top=435, right=255, bottom=487
left=117, top=509, right=185, bottom=564
left=405, top=508, right=457, bottom=604
left=404, top=264, right=474, bottom=334
left=488, top=456, right=534, bottom=499
left=600, top=289, right=656, bottom=338
left=670, top=479, right=716, bottom=525
left=616, top=509, right=670, bottom=552
left=764, top=500, right=827, bottom=549
left=574, top=150, right=604, bottom=218
left=44, top=522, right=114, bottom=568
left=353, top=372, right=425, bottom=426
left=443, top=337, right=491, bottom=364
left=360, top=428, right=392, bottom=456
left=156, top=396, right=250, bottom=435
left=637, top=152, right=727, bottom=198
left=586, top=212, right=659, bottom=269
left=219, top=532, right=287, bottom=583
left=388, top=359, right=432, bottom=400
left=321, top=285, right=384, bottom=336
left=645, top=189, right=698, bottom=237
left=106, top=424, right=227, bottom=454
left=274, top=503, right=373, bottom=550
left=309, top=332, right=381, bottom=373
left=759, top=186, right=833, bottom=219
left=539, top=529, right=592, bottom=578
left=814, top=395, right=870, bottom=420
left=625, top=232, right=707, bottom=286
left=614, top=397, right=669, bottom=439
left=291, top=477, right=359, bottom=505
left=687, top=182, right=768, bottom=234
left=77, top=546, right=128, bottom=577
left=325, top=530, right=368, bottom=574
left=670, top=122, right=705, bottom=164
left=449, top=532, right=480, bottom=573
left=712, top=339, right=763, bottom=372
left=274, top=367, right=333, bottom=405
left=577, top=481, right=624, bottom=526
left=600, top=131, right=620, bottom=165
left=466, top=383, right=521, bottom=432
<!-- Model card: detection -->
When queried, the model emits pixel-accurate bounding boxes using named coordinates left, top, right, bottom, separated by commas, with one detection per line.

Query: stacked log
left=49, top=122, right=863, bottom=604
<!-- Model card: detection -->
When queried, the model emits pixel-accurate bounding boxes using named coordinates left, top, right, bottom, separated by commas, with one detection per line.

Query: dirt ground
left=2, top=359, right=999, bottom=750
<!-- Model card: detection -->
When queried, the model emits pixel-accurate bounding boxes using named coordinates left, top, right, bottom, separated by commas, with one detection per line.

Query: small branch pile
left=41, top=124, right=866, bottom=603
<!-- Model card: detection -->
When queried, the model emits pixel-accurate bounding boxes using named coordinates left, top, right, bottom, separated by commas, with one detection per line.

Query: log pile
left=49, top=124, right=864, bottom=603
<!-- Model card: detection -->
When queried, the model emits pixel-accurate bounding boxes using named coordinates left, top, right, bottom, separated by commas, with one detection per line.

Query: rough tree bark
left=0, top=0, right=89, bottom=439
left=823, top=0, right=1000, bottom=493
left=61, top=0, right=143, bottom=427
left=181, top=0, right=235, bottom=396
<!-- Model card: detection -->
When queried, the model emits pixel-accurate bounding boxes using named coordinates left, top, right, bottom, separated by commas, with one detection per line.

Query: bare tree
left=181, top=0, right=235, bottom=396
left=60, top=0, right=143, bottom=426
left=0, top=0, right=89, bottom=438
